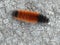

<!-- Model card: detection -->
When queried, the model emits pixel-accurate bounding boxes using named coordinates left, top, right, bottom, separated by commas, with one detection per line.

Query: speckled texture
left=0, top=0, right=60, bottom=45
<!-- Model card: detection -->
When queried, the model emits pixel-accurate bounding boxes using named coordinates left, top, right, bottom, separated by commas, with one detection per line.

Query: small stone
left=6, top=23, right=12, bottom=29
left=3, top=19, right=9, bottom=24
left=46, top=10, right=54, bottom=15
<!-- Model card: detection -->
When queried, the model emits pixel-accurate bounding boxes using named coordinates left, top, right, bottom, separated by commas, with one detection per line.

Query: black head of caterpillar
left=12, top=10, right=18, bottom=17
left=38, top=14, right=49, bottom=23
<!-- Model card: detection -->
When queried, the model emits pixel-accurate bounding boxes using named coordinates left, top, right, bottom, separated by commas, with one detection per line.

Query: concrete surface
left=0, top=0, right=60, bottom=45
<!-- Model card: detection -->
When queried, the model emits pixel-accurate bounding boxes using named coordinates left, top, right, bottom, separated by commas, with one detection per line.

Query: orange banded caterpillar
left=12, top=10, right=49, bottom=23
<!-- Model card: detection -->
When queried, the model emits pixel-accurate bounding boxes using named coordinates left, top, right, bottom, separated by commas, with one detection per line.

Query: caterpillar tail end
left=38, top=14, right=49, bottom=23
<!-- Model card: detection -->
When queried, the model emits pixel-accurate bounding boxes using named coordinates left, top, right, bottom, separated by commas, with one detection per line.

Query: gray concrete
left=0, top=0, right=60, bottom=45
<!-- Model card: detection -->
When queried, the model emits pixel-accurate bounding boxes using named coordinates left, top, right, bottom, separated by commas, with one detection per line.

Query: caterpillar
left=12, top=10, right=49, bottom=23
